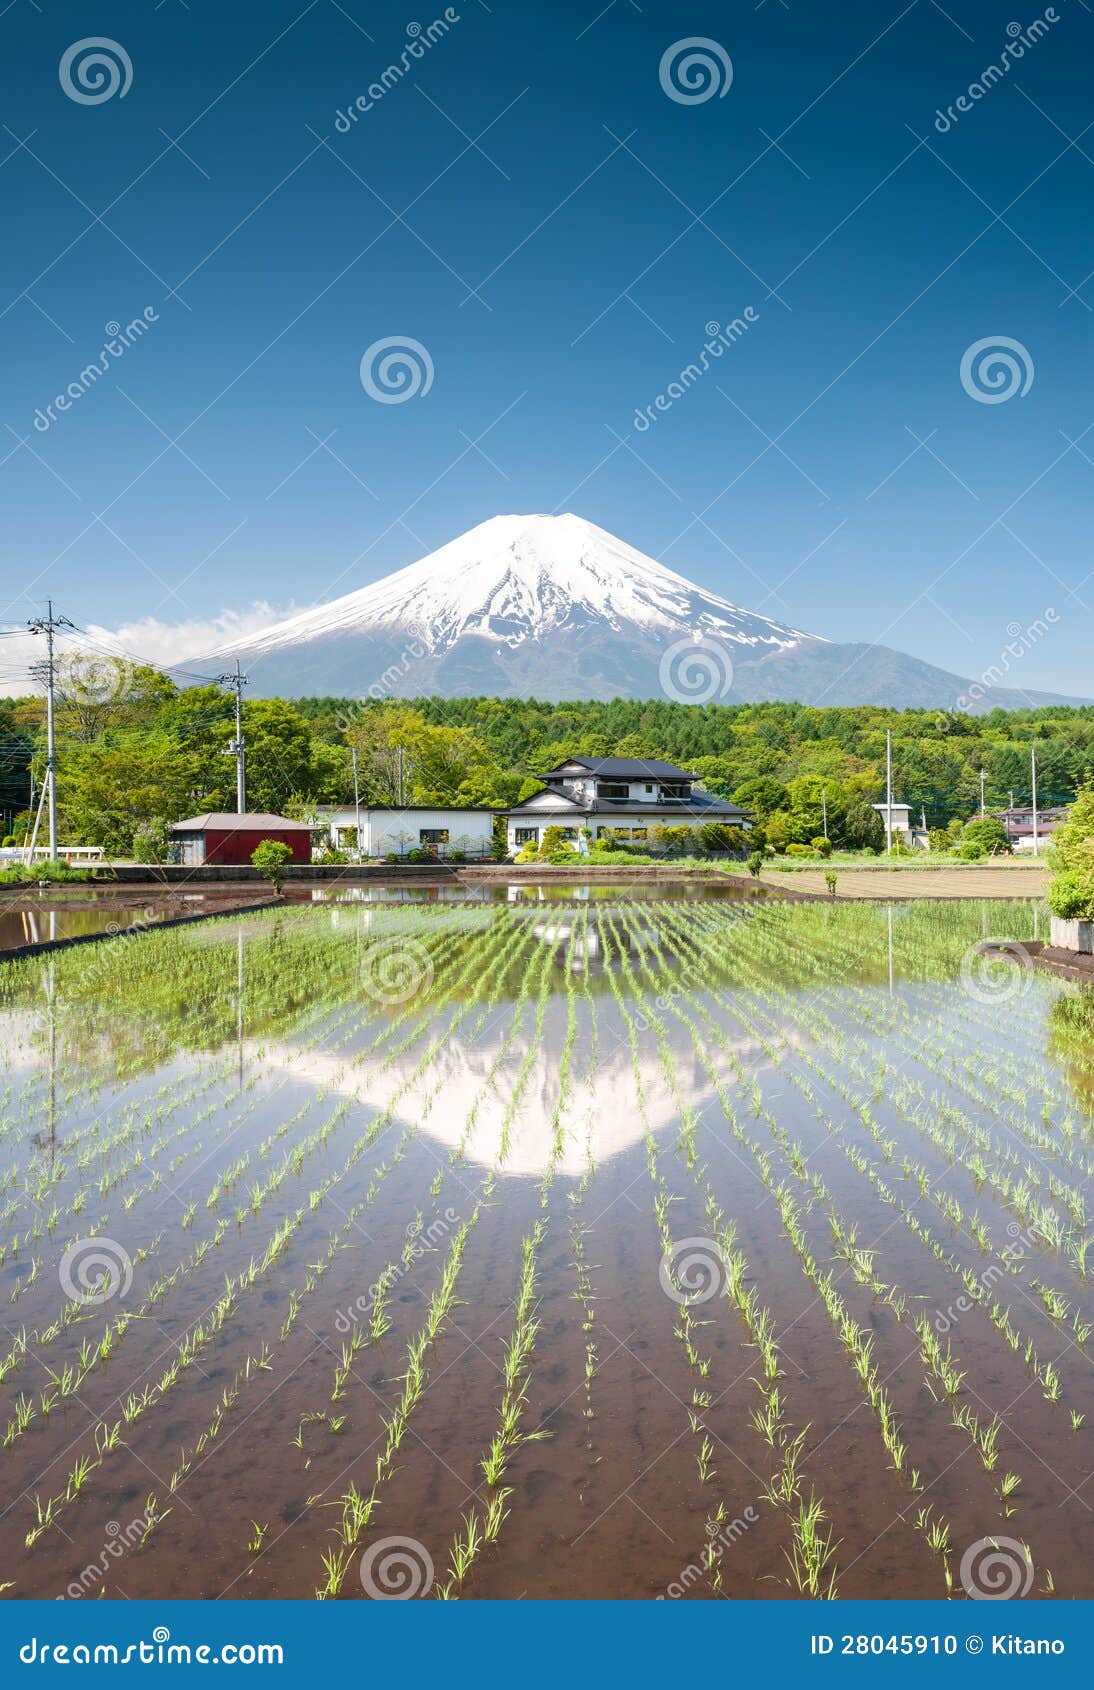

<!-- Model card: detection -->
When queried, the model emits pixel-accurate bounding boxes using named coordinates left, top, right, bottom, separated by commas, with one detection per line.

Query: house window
left=644, top=784, right=653, bottom=794
left=598, top=782, right=630, bottom=800
left=659, top=783, right=690, bottom=802
left=419, top=829, right=449, bottom=844
left=631, top=828, right=648, bottom=840
left=515, top=827, right=538, bottom=845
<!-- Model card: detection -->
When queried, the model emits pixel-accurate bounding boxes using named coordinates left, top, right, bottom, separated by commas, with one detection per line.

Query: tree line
left=2, top=663, right=1092, bottom=855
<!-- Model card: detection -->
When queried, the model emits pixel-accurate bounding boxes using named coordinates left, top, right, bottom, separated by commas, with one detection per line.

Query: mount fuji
left=198, top=514, right=1082, bottom=710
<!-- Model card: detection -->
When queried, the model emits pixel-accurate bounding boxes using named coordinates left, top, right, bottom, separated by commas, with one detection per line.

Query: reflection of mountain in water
left=256, top=994, right=791, bottom=1177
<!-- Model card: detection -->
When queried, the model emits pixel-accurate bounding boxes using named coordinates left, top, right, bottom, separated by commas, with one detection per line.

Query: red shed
left=169, top=812, right=313, bottom=867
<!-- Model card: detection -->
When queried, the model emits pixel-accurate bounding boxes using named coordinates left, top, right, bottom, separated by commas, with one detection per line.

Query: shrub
left=747, top=851, right=764, bottom=878
left=785, top=843, right=813, bottom=858
left=957, top=840, right=986, bottom=861
left=961, top=817, right=1010, bottom=855
left=825, top=869, right=838, bottom=896
left=131, top=817, right=170, bottom=864
left=1048, top=871, right=1094, bottom=920
left=811, top=836, right=832, bottom=857
left=251, top=839, right=293, bottom=891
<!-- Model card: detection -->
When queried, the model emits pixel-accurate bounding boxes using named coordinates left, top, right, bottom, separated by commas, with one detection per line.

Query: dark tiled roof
left=537, top=757, right=695, bottom=780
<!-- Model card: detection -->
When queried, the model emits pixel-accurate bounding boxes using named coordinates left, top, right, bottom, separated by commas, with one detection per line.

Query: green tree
left=732, top=777, right=789, bottom=819
left=960, top=817, right=1010, bottom=855
left=251, top=838, right=293, bottom=892
left=843, top=801, right=885, bottom=852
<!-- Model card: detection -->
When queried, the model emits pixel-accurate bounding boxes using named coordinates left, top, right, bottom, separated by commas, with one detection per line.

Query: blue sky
left=1, top=0, right=1091, bottom=693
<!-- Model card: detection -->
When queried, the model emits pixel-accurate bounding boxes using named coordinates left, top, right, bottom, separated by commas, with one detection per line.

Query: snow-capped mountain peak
left=194, top=513, right=1086, bottom=711
left=209, top=513, right=818, bottom=662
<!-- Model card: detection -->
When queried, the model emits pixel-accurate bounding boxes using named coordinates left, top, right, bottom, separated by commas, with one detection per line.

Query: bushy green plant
left=747, top=851, right=764, bottom=878
left=251, top=838, right=293, bottom=891
left=1047, top=871, right=1094, bottom=920
left=961, top=817, right=1010, bottom=856
left=811, top=836, right=832, bottom=857
left=785, top=843, right=813, bottom=858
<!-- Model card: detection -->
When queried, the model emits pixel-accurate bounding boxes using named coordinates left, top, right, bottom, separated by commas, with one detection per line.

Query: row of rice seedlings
left=615, top=906, right=980, bottom=1588
left=600, top=905, right=842, bottom=1596
left=731, top=973, right=1094, bottom=1378
left=166, top=924, right=551, bottom=1580
left=661, top=903, right=1091, bottom=1366
left=648, top=906, right=1054, bottom=1542
left=436, top=1222, right=549, bottom=1597
left=20, top=910, right=540, bottom=1441
left=315, top=1211, right=478, bottom=1598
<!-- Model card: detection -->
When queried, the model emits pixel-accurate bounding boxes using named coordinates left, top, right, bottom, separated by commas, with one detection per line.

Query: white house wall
left=363, top=809, right=496, bottom=855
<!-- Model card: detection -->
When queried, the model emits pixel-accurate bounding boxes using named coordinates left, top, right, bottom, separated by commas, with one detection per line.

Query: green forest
left=2, top=657, right=1092, bottom=855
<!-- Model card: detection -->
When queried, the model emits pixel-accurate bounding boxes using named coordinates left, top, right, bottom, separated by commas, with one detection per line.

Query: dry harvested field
left=0, top=885, right=1091, bottom=1602
left=761, top=862, right=1049, bottom=901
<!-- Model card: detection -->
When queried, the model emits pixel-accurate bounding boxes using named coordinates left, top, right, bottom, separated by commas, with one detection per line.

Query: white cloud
left=0, top=603, right=297, bottom=696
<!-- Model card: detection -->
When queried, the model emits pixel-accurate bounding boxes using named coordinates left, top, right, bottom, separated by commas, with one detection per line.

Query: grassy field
left=0, top=891, right=1090, bottom=1600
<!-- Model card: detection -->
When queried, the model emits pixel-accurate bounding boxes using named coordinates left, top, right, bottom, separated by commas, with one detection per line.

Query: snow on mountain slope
left=206, top=513, right=817, bottom=661
left=194, top=513, right=1088, bottom=710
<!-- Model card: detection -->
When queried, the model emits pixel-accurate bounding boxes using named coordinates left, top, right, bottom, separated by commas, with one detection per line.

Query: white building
left=311, top=805, right=498, bottom=859
left=506, top=758, right=751, bottom=856
left=872, top=801, right=929, bottom=850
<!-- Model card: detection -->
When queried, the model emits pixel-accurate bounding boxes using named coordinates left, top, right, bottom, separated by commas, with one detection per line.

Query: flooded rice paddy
left=0, top=890, right=1092, bottom=1601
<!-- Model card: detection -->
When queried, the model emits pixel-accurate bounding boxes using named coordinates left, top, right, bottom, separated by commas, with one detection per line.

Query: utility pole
left=396, top=745, right=404, bottom=808
left=979, top=768, right=986, bottom=818
left=216, top=662, right=248, bottom=814
left=1031, top=743, right=1039, bottom=858
left=821, top=789, right=828, bottom=840
left=351, top=747, right=362, bottom=859
left=27, top=599, right=75, bottom=862
left=885, top=729, right=893, bottom=857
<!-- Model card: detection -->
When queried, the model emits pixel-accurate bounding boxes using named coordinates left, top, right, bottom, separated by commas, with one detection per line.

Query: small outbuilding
left=169, top=812, right=313, bottom=867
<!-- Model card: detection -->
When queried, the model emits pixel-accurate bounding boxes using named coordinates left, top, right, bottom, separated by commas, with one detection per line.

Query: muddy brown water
left=0, top=890, right=1090, bottom=1601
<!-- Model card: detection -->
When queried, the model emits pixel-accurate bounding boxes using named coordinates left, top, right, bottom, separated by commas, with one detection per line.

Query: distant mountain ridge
left=197, top=513, right=1087, bottom=711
